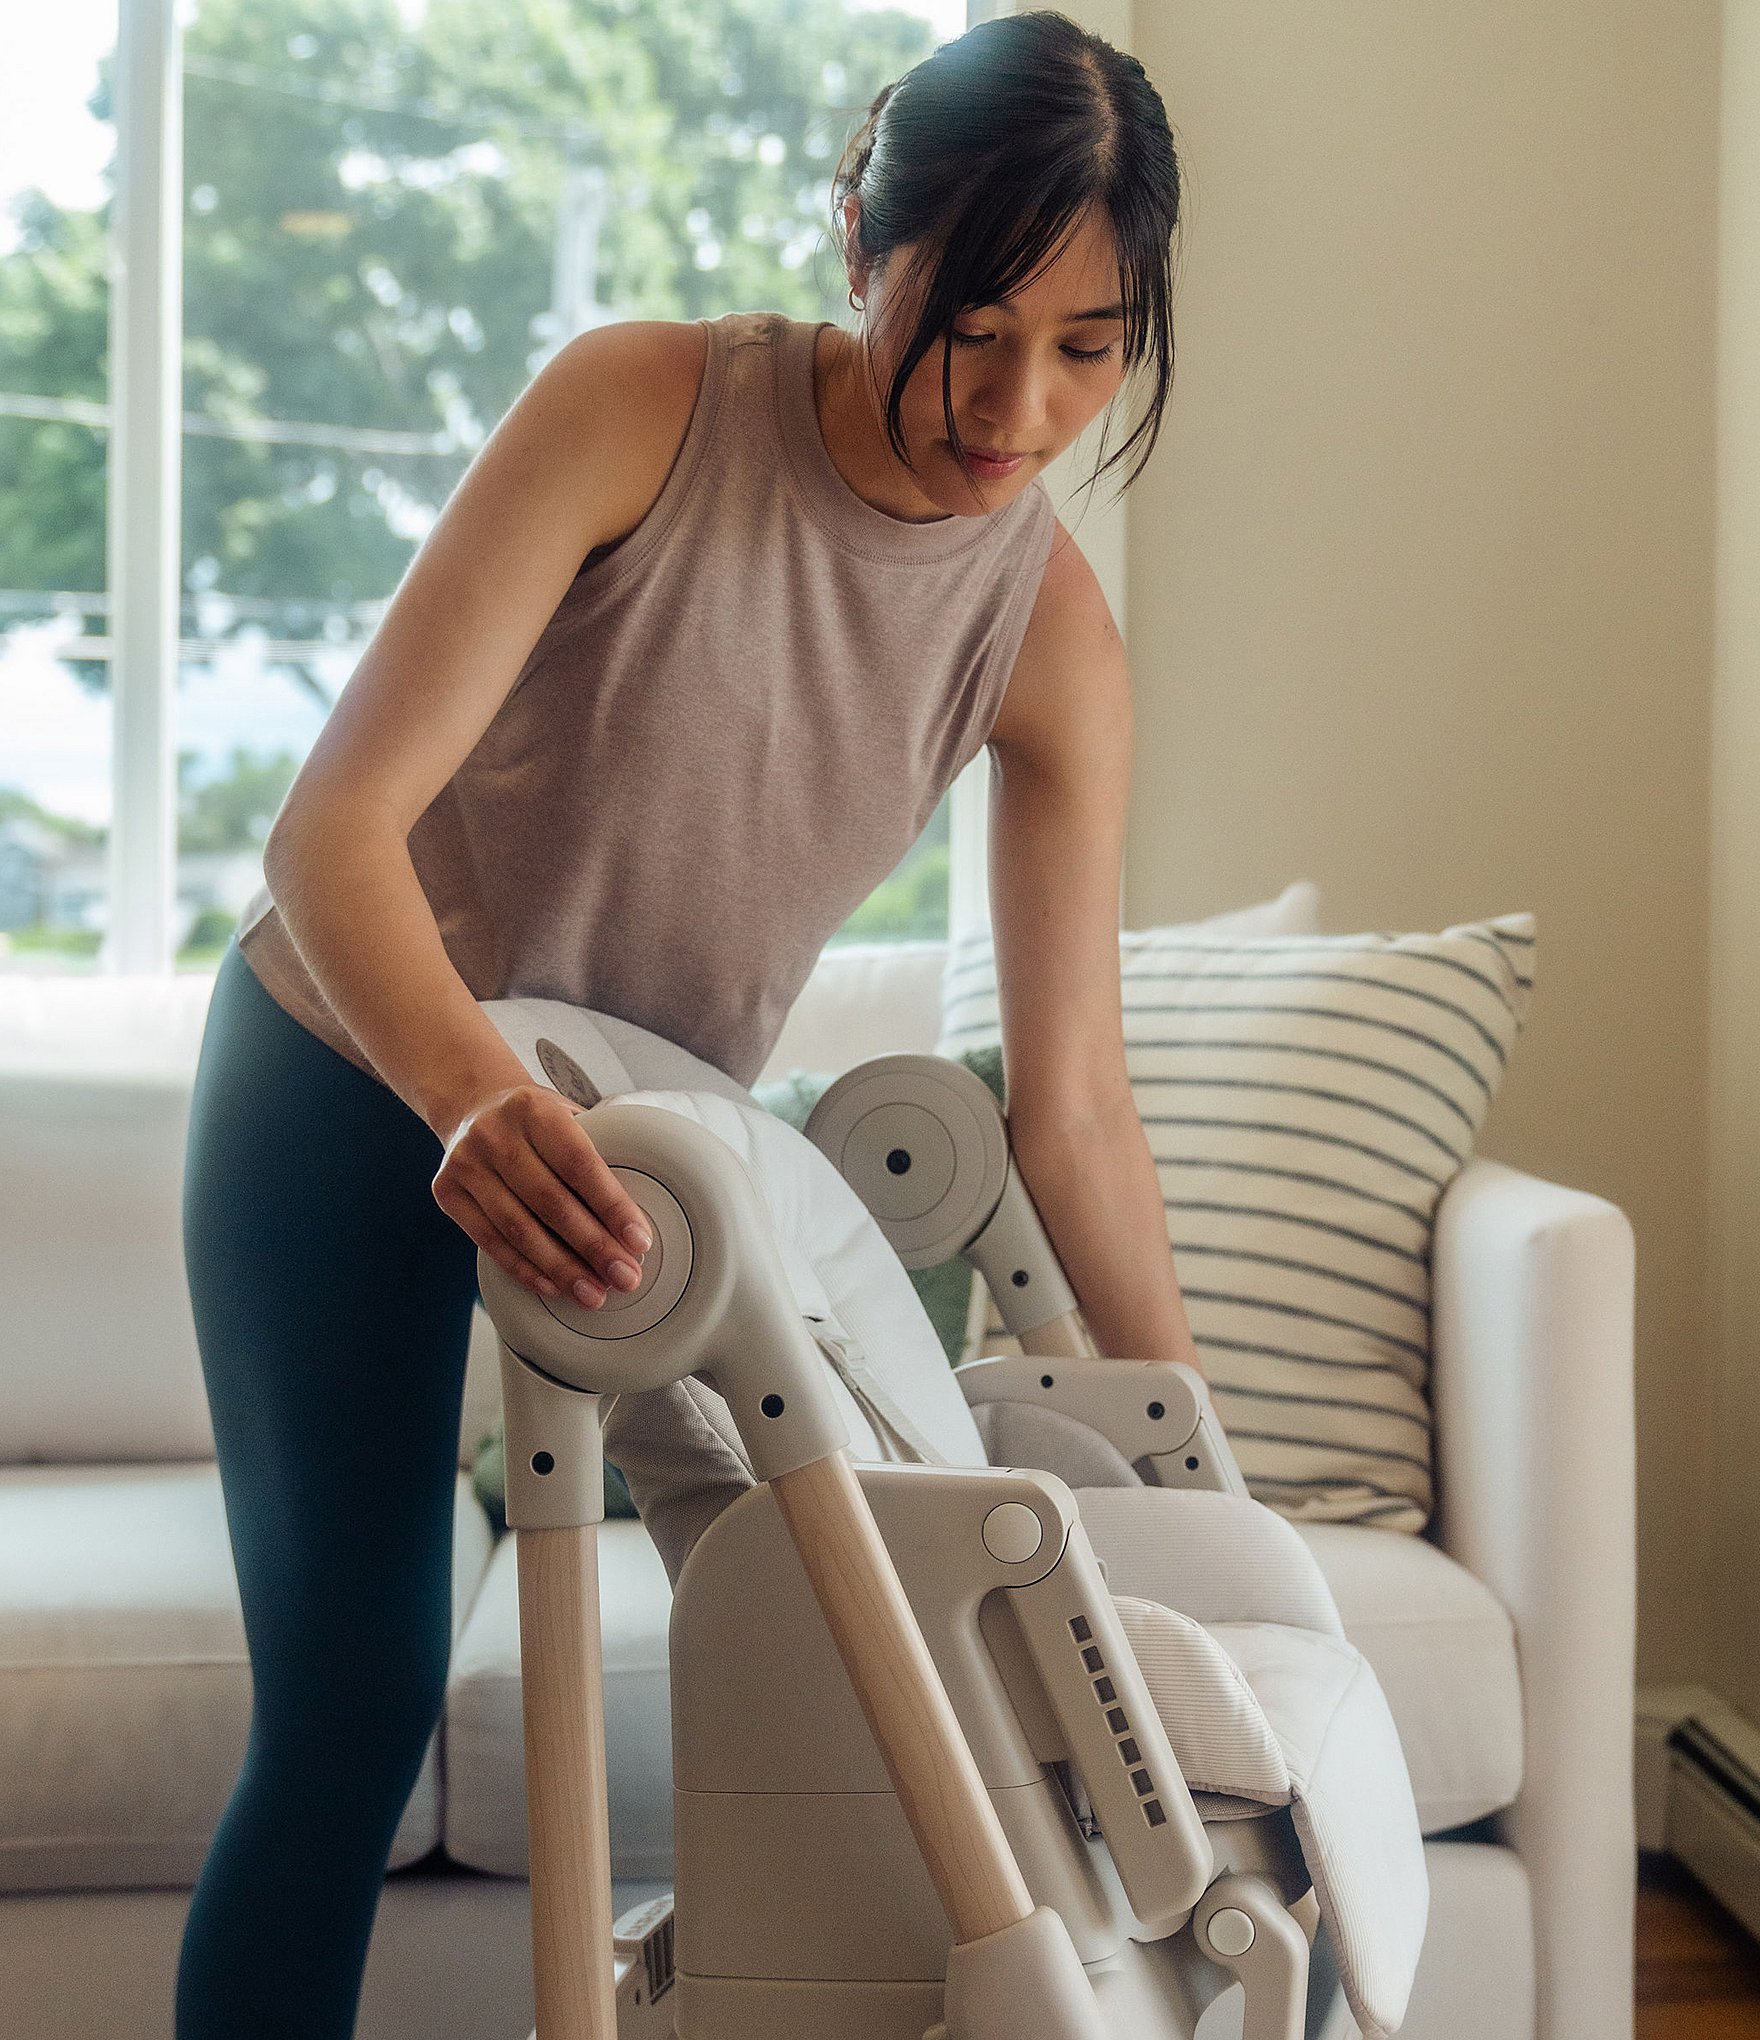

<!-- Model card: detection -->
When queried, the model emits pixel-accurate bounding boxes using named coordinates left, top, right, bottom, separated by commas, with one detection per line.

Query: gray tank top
left=236, top=308, right=1057, bottom=1091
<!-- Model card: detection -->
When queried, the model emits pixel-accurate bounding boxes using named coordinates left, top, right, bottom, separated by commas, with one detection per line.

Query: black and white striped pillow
left=936, top=914, right=1537, bottom=1533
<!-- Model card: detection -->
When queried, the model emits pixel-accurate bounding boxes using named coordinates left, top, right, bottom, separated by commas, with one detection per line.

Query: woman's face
left=846, top=198, right=1130, bottom=517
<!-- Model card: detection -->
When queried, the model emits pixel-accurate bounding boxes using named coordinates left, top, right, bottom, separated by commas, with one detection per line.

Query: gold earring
left=847, top=284, right=865, bottom=311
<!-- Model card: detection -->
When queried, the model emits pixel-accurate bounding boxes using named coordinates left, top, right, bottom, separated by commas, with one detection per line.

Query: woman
left=174, top=11, right=1202, bottom=2034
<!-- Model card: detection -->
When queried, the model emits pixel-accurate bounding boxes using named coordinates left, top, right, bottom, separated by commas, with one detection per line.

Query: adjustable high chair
left=472, top=998, right=1430, bottom=2040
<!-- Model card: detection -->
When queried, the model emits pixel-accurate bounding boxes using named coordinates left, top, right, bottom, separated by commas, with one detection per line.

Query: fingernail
left=623, top=1222, right=653, bottom=1254
left=608, top=1259, right=641, bottom=1290
left=573, top=1278, right=603, bottom=1306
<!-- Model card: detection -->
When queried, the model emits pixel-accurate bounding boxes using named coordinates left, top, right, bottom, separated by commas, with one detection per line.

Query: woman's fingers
left=437, top=1178, right=587, bottom=1304
left=467, top=1171, right=621, bottom=1304
left=489, top=1143, right=640, bottom=1297
left=522, top=1105, right=656, bottom=1268
left=430, top=1083, right=654, bottom=1306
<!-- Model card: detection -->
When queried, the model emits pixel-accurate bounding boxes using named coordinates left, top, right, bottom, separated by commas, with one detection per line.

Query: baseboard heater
left=1666, top=1706, right=1760, bottom=1944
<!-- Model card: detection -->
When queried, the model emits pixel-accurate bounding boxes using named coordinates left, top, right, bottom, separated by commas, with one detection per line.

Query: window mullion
left=105, top=0, right=183, bottom=975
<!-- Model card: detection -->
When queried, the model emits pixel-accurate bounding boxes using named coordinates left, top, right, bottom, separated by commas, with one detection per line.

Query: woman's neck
left=812, top=324, right=954, bottom=526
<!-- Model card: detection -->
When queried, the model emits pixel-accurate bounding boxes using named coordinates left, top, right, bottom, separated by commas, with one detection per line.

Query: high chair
left=472, top=998, right=1429, bottom=2039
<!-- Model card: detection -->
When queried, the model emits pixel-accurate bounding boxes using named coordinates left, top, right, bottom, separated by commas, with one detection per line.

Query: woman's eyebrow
left=975, top=300, right=1127, bottom=323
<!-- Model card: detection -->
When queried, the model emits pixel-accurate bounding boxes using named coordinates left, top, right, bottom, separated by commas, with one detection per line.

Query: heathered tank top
left=235, top=308, right=1058, bottom=1091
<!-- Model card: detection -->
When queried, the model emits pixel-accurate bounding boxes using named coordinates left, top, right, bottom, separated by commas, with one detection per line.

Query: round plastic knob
left=803, top=1056, right=1010, bottom=1267
left=981, top=1502, right=1044, bottom=1565
left=1205, top=1906, right=1256, bottom=1958
left=538, top=1167, right=688, bottom=1339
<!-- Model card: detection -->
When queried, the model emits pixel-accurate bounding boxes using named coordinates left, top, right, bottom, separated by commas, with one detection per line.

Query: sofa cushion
left=0, top=1071, right=214, bottom=1465
left=0, top=972, right=215, bottom=1078
left=756, top=938, right=949, bottom=1079
left=1293, top=1522, right=1524, bottom=1834
left=0, top=1052, right=491, bottom=1479
left=442, top=1521, right=673, bottom=1880
left=0, top=976, right=220, bottom=1465
left=0, top=1463, right=495, bottom=1890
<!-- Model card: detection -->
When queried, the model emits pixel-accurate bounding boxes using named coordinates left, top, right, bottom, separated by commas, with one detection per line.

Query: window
left=1, top=1, right=119, bottom=968
left=1, top=0, right=982, bottom=976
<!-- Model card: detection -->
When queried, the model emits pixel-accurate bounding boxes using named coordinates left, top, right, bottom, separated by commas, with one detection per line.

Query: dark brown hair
left=829, top=9, right=1184, bottom=506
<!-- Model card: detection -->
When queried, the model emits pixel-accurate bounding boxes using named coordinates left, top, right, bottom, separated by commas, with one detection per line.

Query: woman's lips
left=954, top=444, right=1025, bottom=478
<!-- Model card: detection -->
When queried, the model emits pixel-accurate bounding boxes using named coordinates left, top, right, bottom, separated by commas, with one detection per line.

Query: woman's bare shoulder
left=551, top=318, right=711, bottom=554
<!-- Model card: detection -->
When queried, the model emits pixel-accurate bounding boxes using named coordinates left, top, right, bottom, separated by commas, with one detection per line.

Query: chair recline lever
left=957, top=1353, right=1250, bottom=1497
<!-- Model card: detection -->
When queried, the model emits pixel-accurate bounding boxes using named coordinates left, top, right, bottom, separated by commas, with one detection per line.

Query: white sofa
left=0, top=935, right=1636, bottom=2040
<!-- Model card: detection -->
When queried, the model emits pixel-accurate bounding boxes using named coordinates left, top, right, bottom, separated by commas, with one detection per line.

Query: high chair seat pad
left=1071, top=1486, right=1523, bottom=1840
left=1075, top=1489, right=1430, bottom=2037
left=1076, top=1486, right=1352, bottom=1638
left=1112, top=1593, right=1429, bottom=2040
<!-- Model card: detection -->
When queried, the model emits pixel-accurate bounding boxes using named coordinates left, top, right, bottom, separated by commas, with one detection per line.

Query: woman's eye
left=951, top=330, right=1115, bottom=365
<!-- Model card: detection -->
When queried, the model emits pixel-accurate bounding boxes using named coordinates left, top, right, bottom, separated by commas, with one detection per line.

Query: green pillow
left=468, top=1046, right=1007, bottom=1533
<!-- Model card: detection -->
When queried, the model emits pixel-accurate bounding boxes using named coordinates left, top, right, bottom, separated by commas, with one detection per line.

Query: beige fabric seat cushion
left=1105, top=1577, right=1430, bottom=2039
left=1109, top=1595, right=1294, bottom=1809
left=0, top=1463, right=494, bottom=1891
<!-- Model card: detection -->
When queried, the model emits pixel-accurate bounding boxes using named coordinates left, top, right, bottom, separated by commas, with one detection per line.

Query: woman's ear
left=841, top=192, right=870, bottom=298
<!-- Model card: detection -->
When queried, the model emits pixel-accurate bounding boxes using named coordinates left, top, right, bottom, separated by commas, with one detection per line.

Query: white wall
left=1036, top=0, right=1133, bottom=638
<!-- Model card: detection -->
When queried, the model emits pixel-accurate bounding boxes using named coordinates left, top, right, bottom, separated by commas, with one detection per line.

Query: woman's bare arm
left=258, top=319, right=704, bottom=1307
left=987, top=520, right=1206, bottom=1378
left=260, top=318, right=701, bottom=1144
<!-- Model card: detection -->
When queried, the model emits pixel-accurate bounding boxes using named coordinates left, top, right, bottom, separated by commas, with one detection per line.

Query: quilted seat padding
left=1073, top=1486, right=1523, bottom=1837
left=1064, top=1491, right=1431, bottom=2040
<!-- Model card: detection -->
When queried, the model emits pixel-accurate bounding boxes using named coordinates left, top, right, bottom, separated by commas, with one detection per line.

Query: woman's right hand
left=432, top=1084, right=655, bottom=1308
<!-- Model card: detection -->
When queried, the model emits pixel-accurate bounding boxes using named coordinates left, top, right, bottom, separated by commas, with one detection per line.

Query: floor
left=1638, top=1851, right=1760, bottom=2039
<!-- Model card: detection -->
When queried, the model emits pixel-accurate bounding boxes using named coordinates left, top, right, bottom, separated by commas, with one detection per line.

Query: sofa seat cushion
left=443, top=1520, right=674, bottom=1881
left=0, top=1463, right=496, bottom=1891
left=1291, top=1522, right=1524, bottom=1833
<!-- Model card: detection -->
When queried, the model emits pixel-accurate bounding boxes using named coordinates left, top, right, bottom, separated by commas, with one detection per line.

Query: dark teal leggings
left=175, top=938, right=481, bottom=2038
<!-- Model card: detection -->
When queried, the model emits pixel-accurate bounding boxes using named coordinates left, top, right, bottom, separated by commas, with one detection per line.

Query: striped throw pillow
left=935, top=914, right=1537, bottom=1533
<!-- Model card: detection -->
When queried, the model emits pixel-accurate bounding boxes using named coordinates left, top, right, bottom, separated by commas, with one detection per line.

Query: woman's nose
left=968, top=386, right=1045, bottom=446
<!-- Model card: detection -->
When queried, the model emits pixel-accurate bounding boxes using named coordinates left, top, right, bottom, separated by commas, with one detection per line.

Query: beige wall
left=1705, top=2, right=1760, bottom=1719
left=1104, top=1, right=1725, bottom=1689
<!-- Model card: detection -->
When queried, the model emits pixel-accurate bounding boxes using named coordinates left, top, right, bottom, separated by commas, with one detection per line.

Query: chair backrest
left=475, top=998, right=991, bottom=1476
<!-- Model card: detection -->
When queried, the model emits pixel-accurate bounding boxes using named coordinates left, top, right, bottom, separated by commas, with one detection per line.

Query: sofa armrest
left=1430, top=1152, right=1636, bottom=2040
